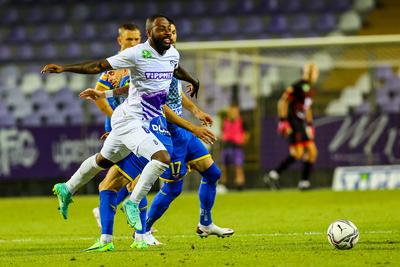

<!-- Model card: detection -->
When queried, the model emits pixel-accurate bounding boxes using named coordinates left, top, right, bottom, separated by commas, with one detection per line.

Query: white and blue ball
left=327, top=220, right=359, bottom=250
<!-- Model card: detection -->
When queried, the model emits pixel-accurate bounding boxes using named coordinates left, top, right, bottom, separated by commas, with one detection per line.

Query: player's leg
left=187, top=136, right=234, bottom=238
left=299, top=141, right=318, bottom=190
left=53, top=130, right=126, bottom=220
left=146, top=179, right=184, bottom=233
left=121, top=127, right=171, bottom=230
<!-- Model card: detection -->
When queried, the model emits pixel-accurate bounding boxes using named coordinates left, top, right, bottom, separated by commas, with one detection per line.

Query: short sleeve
left=106, top=47, right=136, bottom=69
left=97, top=72, right=112, bottom=90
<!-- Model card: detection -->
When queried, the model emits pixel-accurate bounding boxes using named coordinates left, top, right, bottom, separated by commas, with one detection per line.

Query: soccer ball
left=327, top=220, right=359, bottom=250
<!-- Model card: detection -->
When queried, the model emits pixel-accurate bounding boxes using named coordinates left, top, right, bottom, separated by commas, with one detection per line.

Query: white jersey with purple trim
left=106, top=40, right=179, bottom=124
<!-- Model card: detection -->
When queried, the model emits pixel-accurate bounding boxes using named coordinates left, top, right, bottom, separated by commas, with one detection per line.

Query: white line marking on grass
left=0, top=230, right=395, bottom=243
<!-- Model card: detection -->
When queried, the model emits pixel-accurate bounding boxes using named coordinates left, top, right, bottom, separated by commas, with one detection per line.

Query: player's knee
left=96, top=153, right=114, bottom=169
left=163, top=181, right=183, bottom=198
left=151, top=150, right=171, bottom=165
left=200, top=163, right=221, bottom=184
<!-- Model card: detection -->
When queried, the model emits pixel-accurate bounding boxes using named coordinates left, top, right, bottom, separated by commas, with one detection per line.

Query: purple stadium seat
left=47, top=5, right=66, bottom=22
left=53, top=24, right=73, bottom=41
left=36, top=102, right=57, bottom=116
left=290, top=15, right=311, bottom=32
left=25, top=6, right=44, bottom=23
left=65, top=42, right=82, bottom=58
left=31, top=89, right=50, bottom=105
left=0, top=45, right=12, bottom=61
left=78, top=24, right=96, bottom=40
left=89, top=43, right=106, bottom=57
left=219, top=17, right=240, bottom=35
left=119, top=2, right=135, bottom=19
left=207, top=0, right=230, bottom=15
left=185, top=1, right=207, bottom=16
left=142, top=2, right=159, bottom=16
left=0, top=113, right=16, bottom=127
left=232, top=0, right=256, bottom=14
left=45, top=114, right=66, bottom=126
left=8, top=26, right=27, bottom=42
left=374, top=65, right=394, bottom=81
left=30, top=25, right=50, bottom=42
left=71, top=4, right=90, bottom=21
left=91, top=3, right=113, bottom=21
left=1, top=8, right=18, bottom=24
left=22, top=113, right=42, bottom=127
left=305, top=0, right=326, bottom=12
left=176, top=18, right=192, bottom=37
left=243, top=16, right=264, bottom=34
left=315, top=14, right=337, bottom=32
left=18, top=44, right=34, bottom=60
left=268, top=15, right=288, bottom=33
left=168, top=1, right=183, bottom=17
left=40, top=43, right=57, bottom=59
left=329, top=0, right=352, bottom=11
left=197, top=18, right=215, bottom=36
left=259, top=0, right=280, bottom=13
left=281, top=0, right=301, bottom=13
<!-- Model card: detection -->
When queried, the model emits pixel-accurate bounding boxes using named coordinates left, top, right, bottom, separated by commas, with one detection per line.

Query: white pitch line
left=0, top=230, right=395, bottom=244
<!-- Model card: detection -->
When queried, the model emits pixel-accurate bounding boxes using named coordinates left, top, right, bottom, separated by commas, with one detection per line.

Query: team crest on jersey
left=142, top=49, right=152, bottom=58
left=302, top=84, right=311, bottom=92
left=170, top=60, right=178, bottom=68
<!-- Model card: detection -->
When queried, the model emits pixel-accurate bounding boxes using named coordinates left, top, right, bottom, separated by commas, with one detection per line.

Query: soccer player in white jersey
left=41, top=15, right=200, bottom=231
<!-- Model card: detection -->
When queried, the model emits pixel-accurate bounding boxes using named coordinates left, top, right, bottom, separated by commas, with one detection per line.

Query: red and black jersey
left=287, top=79, right=314, bottom=120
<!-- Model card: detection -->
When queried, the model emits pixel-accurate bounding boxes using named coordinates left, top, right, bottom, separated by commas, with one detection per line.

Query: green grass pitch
left=0, top=189, right=399, bottom=266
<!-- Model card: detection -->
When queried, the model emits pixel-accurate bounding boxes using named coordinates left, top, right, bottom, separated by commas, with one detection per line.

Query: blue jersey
left=161, top=77, right=210, bottom=181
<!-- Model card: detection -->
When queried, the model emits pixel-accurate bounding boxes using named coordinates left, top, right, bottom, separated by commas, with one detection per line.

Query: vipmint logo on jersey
left=142, top=49, right=152, bottom=58
left=145, top=72, right=174, bottom=80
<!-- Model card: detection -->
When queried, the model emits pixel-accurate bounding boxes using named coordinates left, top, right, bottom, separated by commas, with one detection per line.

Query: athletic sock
left=146, top=180, right=183, bottom=232
left=198, top=164, right=220, bottom=226
left=100, top=234, right=112, bottom=243
left=129, top=160, right=169, bottom=204
left=99, top=190, right=117, bottom=236
left=66, top=154, right=104, bottom=194
left=302, top=161, right=313, bottom=181
left=136, top=197, right=148, bottom=235
left=116, top=186, right=129, bottom=206
left=276, top=155, right=296, bottom=174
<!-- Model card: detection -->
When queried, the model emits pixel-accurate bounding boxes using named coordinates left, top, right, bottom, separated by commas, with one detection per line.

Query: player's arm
left=41, top=59, right=112, bottom=74
left=181, top=92, right=213, bottom=126
left=305, top=107, right=315, bottom=139
left=173, top=65, right=200, bottom=98
left=94, top=83, right=114, bottom=117
left=80, top=84, right=129, bottom=101
left=163, top=105, right=216, bottom=144
left=277, top=88, right=292, bottom=136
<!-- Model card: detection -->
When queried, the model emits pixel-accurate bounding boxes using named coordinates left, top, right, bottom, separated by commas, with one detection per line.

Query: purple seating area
left=0, top=0, right=352, bottom=62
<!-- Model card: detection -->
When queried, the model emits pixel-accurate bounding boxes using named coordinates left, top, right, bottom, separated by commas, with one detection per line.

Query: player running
left=263, top=63, right=319, bottom=190
left=41, top=15, right=201, bottom=235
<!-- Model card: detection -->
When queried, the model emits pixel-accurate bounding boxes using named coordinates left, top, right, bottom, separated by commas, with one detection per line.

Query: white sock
left=129, top=160, right=169, bottom=204
left=135, top=233, right=144, bottom=241
left=100, top=234, right=112, bottom=243
left=65, top=154, right=104, bottom=194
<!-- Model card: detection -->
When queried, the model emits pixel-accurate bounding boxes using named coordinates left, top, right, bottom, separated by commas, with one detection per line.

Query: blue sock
left=99, top=190, right=118, bottom=235
left=115, top=186, right=129, bottom=206
left=146, top=180, right=183, bottom=232
left=136, top=197, right=148, bottom=234
left=199, top=163, right=221, bottom=226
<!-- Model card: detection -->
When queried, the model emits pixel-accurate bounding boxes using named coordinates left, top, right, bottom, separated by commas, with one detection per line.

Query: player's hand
left=186, top=79, right=200, bottom=98
left=277, top=120, right=292, bottom=137
left=100, top=132, right=110, bottom=140
left=79, top=88, right=106, bottom=102
left=306, top=123, right=315, bottom=139
left=195, top=111, right=213, bottom=126
left=41, top=64, right=64, bottom=73
left=193, top=125, right=217, bottom=144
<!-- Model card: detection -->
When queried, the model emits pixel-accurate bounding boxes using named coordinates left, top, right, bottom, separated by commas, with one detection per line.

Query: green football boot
left=82, top=239, right=115, bottom=252
left=122, top=200, right=142, bottom=231
left=52, top=183, right=73, bottom=219
left=130, top=240, right=148, bottom=250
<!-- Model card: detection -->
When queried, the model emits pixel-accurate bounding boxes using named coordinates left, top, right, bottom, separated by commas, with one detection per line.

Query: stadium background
left=1, top=0, right=400, bottom=196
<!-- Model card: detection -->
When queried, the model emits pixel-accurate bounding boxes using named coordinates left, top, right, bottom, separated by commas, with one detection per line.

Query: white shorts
left=100, top=108, right=166, bottom=163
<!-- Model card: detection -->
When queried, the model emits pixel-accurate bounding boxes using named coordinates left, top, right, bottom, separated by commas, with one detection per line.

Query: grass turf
left=0, top=189, right=399, bottom=266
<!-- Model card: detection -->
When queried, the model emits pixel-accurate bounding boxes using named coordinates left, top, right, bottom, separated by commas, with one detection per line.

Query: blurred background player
left=263, top=63, right=319, bottom=190
left=146, top=21, right=233, bottom=240
left=218, top=102, right=248, bottom=192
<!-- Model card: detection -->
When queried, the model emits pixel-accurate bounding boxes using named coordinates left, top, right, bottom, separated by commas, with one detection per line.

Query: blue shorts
left=114, top=116, right=173, bottom=181
left=161, top=126, right=210, bottom=182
